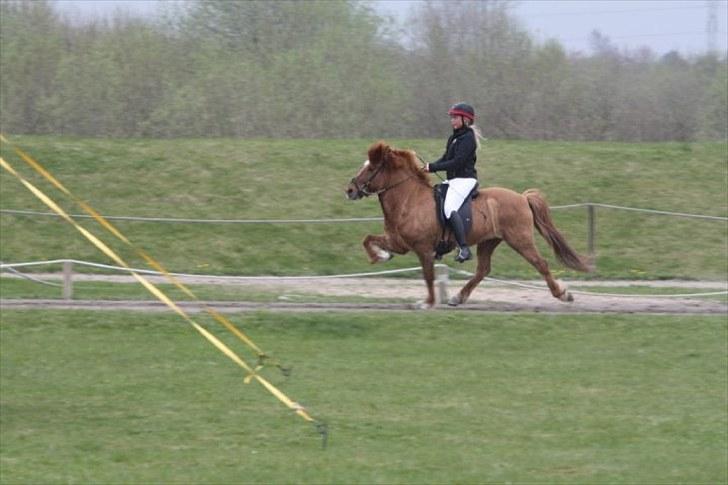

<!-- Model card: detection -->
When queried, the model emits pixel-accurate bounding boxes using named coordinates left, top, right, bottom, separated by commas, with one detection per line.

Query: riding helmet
left=448, top=102, right=475, bottom=121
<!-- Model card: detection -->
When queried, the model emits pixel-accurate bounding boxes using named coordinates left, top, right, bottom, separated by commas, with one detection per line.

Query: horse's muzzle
left=345, top=179, right=364, bottom=200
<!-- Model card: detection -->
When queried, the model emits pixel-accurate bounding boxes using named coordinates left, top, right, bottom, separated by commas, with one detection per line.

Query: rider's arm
left=427, top=151, right=447, bottom=172
left=428, top=132, right=476, bottom=173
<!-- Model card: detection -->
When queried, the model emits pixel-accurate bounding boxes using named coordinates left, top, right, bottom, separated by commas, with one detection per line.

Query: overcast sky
left=52, top=0, right=728, bottom=56
left=513, top=0, right=727, bottom=55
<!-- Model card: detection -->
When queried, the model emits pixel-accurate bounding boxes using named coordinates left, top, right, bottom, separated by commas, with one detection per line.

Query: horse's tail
left=524, top=189, right=592, bottom=272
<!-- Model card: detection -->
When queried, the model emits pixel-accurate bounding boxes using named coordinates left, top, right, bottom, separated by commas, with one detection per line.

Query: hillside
left=1, top=136, right=726, bottom=279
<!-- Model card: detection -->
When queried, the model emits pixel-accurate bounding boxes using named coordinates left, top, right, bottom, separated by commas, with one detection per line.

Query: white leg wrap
left=373, top=245, right=392, bottom=262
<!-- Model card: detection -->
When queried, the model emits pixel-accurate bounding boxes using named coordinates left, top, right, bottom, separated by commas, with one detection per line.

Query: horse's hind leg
left=449, top=238, right=502, bottom=306
left=508, top=236, right=573, bottom=302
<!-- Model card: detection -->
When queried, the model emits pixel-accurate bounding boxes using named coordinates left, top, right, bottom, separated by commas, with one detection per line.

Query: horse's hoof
left=558, top=289, right=574, bottom=302
left=556, top=280, right=573, bottom=302
left=448, top=294, right=463, bottom=307
left=412, top=300, right=434, bottom=310
left=375, top=247, right=393, bottom=262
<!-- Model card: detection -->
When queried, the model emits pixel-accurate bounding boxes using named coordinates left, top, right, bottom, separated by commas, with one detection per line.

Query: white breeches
left=443, top=178, right=478, bottom=219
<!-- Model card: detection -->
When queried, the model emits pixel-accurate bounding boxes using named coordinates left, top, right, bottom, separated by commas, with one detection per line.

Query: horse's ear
left=368, top=141, right=390, bottom=165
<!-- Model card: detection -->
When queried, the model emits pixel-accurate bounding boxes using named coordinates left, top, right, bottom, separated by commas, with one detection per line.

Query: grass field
left=1, top=310, right=726, bottom=483
left=1, top=136, right=726, bottom=279
left=2, top=136, right=726, bottom=482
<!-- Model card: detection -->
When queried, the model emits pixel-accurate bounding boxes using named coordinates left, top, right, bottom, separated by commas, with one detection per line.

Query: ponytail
left=467, top=122, right=485, bottom=150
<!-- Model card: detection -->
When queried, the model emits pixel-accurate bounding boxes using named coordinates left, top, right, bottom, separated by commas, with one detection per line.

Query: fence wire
left=2, top=259, right=726, bottom=299
left=2, top=204, right=727, bottom=223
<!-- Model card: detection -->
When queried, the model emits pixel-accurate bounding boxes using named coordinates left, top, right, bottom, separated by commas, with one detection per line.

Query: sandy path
left=2, top=273, right=726, bottom=314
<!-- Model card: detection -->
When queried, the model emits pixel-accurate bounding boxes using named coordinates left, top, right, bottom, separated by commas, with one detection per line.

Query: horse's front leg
left=415, top=249, right=436, bottom=309
left=363, top=234, right=398, bottom=263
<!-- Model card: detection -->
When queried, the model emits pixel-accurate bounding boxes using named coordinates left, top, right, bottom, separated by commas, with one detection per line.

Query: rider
left=424, top=102, right=480, bottom=263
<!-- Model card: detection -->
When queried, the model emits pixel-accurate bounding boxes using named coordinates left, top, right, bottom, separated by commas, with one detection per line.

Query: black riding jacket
left=429, top=126, right=478, bottom=180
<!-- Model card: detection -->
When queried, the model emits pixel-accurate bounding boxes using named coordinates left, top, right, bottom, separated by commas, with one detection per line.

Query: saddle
left=433, top=183, right=479, bottom=259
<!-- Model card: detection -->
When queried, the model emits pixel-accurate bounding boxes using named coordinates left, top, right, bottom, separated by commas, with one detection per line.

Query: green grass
left=1, top=136, right=726, bottom=279
left=1, top=310, right=726, bottom=483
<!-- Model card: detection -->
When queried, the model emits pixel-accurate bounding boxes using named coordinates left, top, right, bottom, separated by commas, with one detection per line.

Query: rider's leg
left=443, top=178, right=477, bottom=263
left=448, top=210, right=472, bottom=262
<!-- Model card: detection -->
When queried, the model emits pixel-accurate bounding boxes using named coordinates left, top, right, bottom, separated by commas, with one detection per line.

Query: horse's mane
left=368, top=141, right=432, bottom=188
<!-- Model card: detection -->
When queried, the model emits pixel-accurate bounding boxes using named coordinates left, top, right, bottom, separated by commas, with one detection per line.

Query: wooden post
left=62, top=260, right=73, bottom=300
left=587, top=204, right=596, bottom=266
left=435, top=264, right=449, bottom=305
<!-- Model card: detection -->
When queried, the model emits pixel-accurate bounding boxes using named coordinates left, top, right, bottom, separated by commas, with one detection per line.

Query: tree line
left=1, top=0, right=725, bottom=141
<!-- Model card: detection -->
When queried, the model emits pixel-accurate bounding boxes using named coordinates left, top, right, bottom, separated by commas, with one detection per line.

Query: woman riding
left=424, top=102, right=480, bottom=263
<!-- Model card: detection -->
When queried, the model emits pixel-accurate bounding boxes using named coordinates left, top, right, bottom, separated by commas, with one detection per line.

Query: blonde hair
left=466, top=121, right=485, bottom=150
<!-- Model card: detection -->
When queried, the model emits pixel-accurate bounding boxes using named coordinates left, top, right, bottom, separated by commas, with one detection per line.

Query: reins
left=372, top=173, right=417, bottom=196
left=415, top=153, right=445, bottom=183
left=351, top=162, right=418, bottom=198
left=353, top=152, right=448, bottom=199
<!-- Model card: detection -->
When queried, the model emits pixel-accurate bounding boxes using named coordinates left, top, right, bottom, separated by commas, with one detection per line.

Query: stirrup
left=455, top=246, right=472, bottom=263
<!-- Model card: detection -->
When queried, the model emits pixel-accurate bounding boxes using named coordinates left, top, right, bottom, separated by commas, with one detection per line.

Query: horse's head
left=345, top=141, right=393, bottom=200
left=346, top=141, right=430, bottom=200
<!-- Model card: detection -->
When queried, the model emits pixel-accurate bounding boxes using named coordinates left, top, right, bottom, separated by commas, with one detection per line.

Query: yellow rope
left=0, top=150, right=322, bottom=432
left=0, top=134, right=282, bottom=370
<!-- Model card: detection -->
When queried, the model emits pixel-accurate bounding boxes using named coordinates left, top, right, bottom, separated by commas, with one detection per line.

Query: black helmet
left=448, top=102, right=475, bottom=121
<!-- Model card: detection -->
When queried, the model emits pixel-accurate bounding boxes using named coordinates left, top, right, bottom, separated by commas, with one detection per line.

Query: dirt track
left=2, top=274, right=726, bottom=314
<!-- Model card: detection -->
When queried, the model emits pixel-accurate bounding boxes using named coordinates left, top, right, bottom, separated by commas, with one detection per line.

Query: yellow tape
left=0, top=154, right=316, bottom=425
left=1, top=135, right=276, bottom=368
left=0, top=157, right=247, bottom=365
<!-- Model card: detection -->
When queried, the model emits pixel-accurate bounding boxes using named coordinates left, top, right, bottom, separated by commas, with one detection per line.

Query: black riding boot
left=448, top=211, right=472, bottom=262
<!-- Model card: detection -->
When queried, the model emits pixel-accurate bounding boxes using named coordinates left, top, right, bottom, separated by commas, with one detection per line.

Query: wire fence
left=2, top=203, right=727, bottom=223
left=3, top=203, right=725, bottom=263
left=2, top=259, right=726, bottom=300
left=2, top=202, right=727, bottom=301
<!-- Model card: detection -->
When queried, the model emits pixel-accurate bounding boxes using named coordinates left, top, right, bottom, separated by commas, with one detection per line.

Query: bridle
left=349, top=161, right=386, bottom=198
left=350, top=161, right=416, bottom=198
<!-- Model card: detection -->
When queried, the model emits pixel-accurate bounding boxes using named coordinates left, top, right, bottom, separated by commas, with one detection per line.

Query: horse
left=345, top=141, right=591, bottom=308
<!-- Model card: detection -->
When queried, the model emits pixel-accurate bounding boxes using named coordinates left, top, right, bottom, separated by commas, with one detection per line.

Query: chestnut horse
left=345, top=141, right=591, bottom=308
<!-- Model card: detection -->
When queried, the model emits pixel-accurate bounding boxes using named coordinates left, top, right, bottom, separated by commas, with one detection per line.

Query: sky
left=514, top=0, right=727, bottom=55
left=52, top=0, right=728, bottom=56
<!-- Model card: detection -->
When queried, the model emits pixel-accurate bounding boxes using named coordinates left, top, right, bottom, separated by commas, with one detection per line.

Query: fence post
left=62, top=260, right=73, bottom=300
left=587, top=204, right=596, bottom=265
left=435, top=263, right=449, bottom=305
